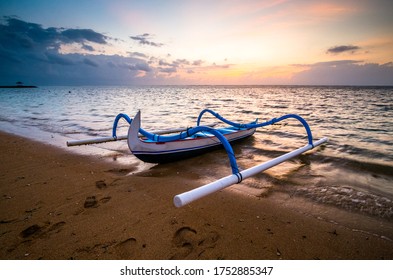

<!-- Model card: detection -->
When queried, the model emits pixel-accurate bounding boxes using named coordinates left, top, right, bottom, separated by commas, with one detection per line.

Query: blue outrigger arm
left=197, top=109, right=314, bottom=146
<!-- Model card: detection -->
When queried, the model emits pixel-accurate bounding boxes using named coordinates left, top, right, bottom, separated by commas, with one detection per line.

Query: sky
left=0, top=0, right=392, bottom=86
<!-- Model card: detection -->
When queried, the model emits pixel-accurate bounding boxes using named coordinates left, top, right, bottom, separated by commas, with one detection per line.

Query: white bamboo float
left=173, top=137, right=328, bottom=208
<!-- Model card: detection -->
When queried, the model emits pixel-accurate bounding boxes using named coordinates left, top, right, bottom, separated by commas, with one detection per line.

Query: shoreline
left=1, top=131, right=393, bottom=259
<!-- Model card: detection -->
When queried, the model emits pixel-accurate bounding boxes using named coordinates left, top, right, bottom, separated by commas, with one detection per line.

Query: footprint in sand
left=100, top=196, right=111, bottom=204
left=171, top=226, right=220, bottom=259
left=81, top=195, right=111, bottom=211
left=114, top=237, right=137, bottom=259
left=173, top=227, right=197, bottom=246
left=84, top=196, right=98, bottom=208
left=172, top=227, right=197, bottom=258
left=20, top=224, right=43, bottom=238
left=20, top=221, right=66, bottom=239
left=47, top=221, right=66, bottom=234
left=95, top=180, right=107, bottom=189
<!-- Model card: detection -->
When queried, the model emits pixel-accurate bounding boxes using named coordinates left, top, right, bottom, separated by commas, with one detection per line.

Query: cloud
left=173, top=59, right=190, bottom=66
left=130, top=33, right=164, bottom=47
left=155, top=58, right=196, bottom=74
left=292, top=60, right=363, bottom=67
left=291, top=60, right=393, bottom=85
left=127, top=62, right=152, bottom=72
left=0, top=16, right=109, bottom=54
left=326, top=45, right=360, bottom=54
left=83, top=58, right=99, bottom=67
left=158, top=67, right=177, bottom=74
left=211, top=63, right=231, bottom=69
left=0, top=17, right=156, bottom=85
left=156, top=58, right=231, bottom=77
left=0, top=16, right=207, bottom=84
left=192, top=60, right=204, bottom=66
left=81, top=44, right=95, bottom=52
left=159, top=59, right=174, bottom=67
left=128, top=51, right=148, bottom=58
left=159, top=58, right=191, bottom=67
left=45, top=51, right=75, bottom=65
left=61, top=28, right=108, bottom=44
left=0, top=17, right=55, bottom=51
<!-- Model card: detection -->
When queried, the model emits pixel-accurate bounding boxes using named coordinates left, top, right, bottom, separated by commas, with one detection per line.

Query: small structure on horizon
left=0, top=81, right=37, bottom=88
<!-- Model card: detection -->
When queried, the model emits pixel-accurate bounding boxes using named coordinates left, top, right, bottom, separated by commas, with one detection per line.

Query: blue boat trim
left=133, top=130, right=254, bottom=155
left=132, top=131, right=254, bottom=164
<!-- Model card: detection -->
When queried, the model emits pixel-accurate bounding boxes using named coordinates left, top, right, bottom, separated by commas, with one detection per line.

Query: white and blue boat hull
left=127, top=111, right=256, bottom=163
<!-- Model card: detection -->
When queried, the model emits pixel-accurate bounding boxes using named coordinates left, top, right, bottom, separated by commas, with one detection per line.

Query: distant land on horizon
left=0, top=85, right=37, bottom=88
left=0, top=81, right=37, bottom=88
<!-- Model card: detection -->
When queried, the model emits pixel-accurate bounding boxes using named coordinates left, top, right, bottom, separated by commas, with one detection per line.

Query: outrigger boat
left=67, top=109, right=328, bottom=207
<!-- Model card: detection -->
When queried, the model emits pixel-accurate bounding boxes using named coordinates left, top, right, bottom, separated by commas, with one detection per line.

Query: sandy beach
left=1, top=130, right=393, bottom=260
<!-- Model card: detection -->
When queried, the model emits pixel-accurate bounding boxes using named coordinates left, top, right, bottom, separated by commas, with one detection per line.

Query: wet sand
left=1, top=131, right=393, bottom=260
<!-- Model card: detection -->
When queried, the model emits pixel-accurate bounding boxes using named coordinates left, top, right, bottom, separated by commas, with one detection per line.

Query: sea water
left=0, top=86, right=392, bottom=219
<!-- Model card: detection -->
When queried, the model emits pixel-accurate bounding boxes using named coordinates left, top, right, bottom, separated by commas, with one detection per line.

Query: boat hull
left=133, top=131, right=254, bottom=163
left=128, top=112, right=256, bottom=163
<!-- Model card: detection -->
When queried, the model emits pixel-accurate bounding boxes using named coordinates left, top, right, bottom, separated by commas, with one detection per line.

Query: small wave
left=295, top=185, right=393, bottom=220
left=270, top=105, right=288, bottom=109
left=357, top=127, right=390, bottom=133
left=336, top=143, right=390, bottom=159
left=30, top=117, right=50, bottom=121
left=372, top=103, right=393, bottom=111
left=216, top=98, right=234, bottom=102
left=323, top=153, right=393, bottom=177
left=237, top=109, right=257, bottom=114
